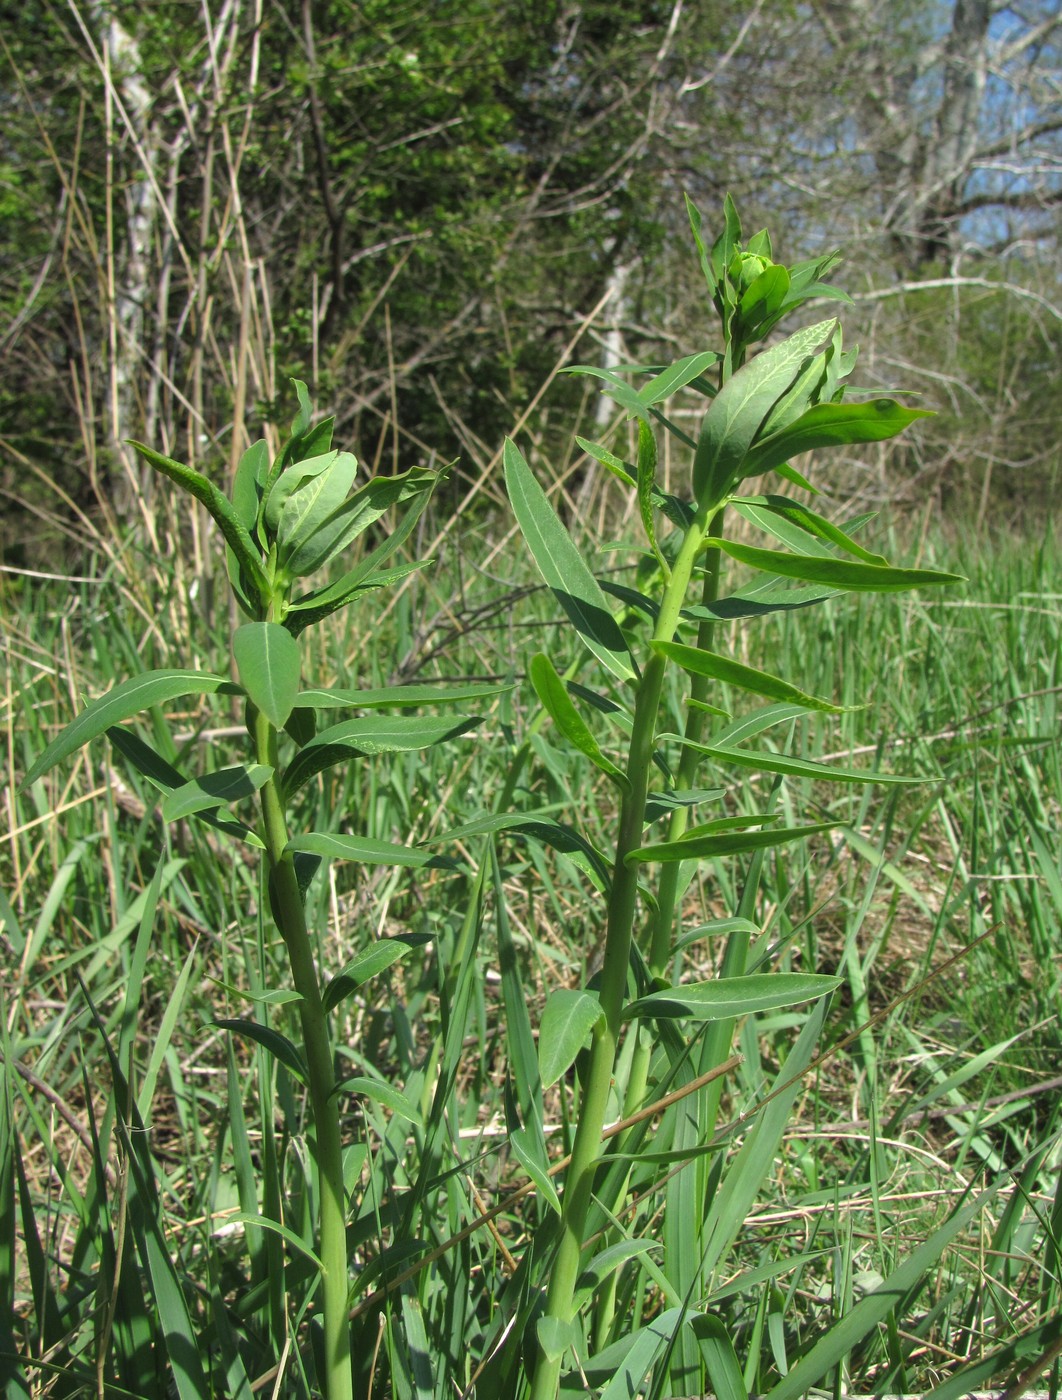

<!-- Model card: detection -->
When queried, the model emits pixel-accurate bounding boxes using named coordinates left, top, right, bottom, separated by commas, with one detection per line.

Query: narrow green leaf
left=685, top=193, right=718, bottom=297
left=160, top=764, right=273, bottom=821
left=655, top=639, right=852, bottom=713
left=575, top=435, right=636, bottom=488
left=227, top=1212, right=322, bottom=1269
left=509, top=1125, right=562, bottom=1215
left=529, top=653, right=629, bottom=792
left=426, top=811, right=612, bottom=890
left=628, top=820, right=835, bottom=865
left=504, top=438, right=635, bottom=682
left=636, top=418, right=665, bottom=570
left=289, top=378, right=313, bottom=437
left=284, top=465, right=437, bottom=577
left=538, top=989, right=603, bottom=1089
left=744, top=399, right=932, bottom=479
left=231, top=438, right=270, bottom=531
left=282, top=714, right=480, bottom=796
left=285, top=831, right=456, bottom=869
left=689, top=743, right=924, bottom=786
left=323, top=937, right=425, bottom=1013
left=215, top=1018, right=308, bottom=1084
left=334, top=1076, right=420, bottom=1124
left=106, top=728, right=264, bottom=847
left=232, top=622, right=301, bottom=729
left=597, top=1310, right=689, bottom=1400
left=296, top=681, right=513, bottom=709
left=691, top=1315, right=749, bottom=1400
left=736, top=265, right=790, bottom=335
left=639, top=351, right=721, bottom=405
left=625, top=972, right=839, bottom=1022
left=284, top=558, right=433, bottom=634
left=128, top=440, right=269, bottom=600
left=21, top=670, right=232, bottom=789
left=733, top=494, right=887, bottom=565
left=714, top=540, right=966, bottom=591
left=692, top=319, right=837, bottom=501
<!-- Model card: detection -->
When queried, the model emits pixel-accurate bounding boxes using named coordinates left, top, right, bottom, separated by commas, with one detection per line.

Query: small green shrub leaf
left=323, top=936, right=426, bottom=1013
left=714, top=540, right=966, bottom=591
left=734, top=494, right=888, bottom=564
left=232, top=623, right=301, bottom=729
left=529, top=653, right=629, bottom=792
left=628, top=820, right=836, bottom=865
left=625, top=972, right=839, bottom=1022
left=21, top=670, right=233, bottom=789
left=276, top=451, right=358, bottom=557
left=654, top=640, right=851, bottom=713
left=215, top=1018, right=308, bottom=1084
left=576, top=435, right=636, bottom=487
left=538, top=989, right=604, bottom=1089
left=504, top=438, right=635, bottom=682
left=284, top=466, right=438, bottom=578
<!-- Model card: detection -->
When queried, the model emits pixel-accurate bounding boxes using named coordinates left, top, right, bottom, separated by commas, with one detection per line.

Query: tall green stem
left=253, top=710, right=353, bottom=1400
left=529, top=501, right=717, bottom=1400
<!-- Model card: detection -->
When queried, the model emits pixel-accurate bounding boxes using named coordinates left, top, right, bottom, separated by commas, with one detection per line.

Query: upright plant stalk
left=530, top=502, right=718, bottom=1400
left=511, top=198, right=962, bottom=1400
left=252, top=708, right=353, bottom=1400
left=21, top=384, right=465, bottom=1400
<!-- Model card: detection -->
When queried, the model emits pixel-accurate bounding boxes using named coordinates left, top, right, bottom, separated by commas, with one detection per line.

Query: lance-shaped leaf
left=692, top=319, right=837, bottom=502
left=284, top=466, right=439, bottom=578
left=654, top=640, right=852, bottom=714
left=276, top=451, right=359, bottom=558
left=232, top=623, right=301, bottom=730
left=128, top=441, right=269, bottom=601
left=282, top=713, right=481, bottom=797
left=625, top=971, right=839, bottom=1022
left=322, top=935, right=428, bottom=1013
left=298, top=681, right=513, bottom=709
left=638, top=351, right=721, bottom=405
left=686, top=742, right=924, bottom=786
left=743, top=398, right=932, bottom=480
left=735, top=264, right=790, bottom=338
left=504, top=438, right=635, bottom=682
left=215, top=1018, right=308, bottom=1085
left=691, top=1315, right=750, bottom=1400
left=284, top=559, right=433, bottom=635
left=264, top=451, right=339, bottom=537
left=529, top=653, right=629, bottom=792
left=160, top=764, right=274, bottom=822
left=576, top=435, right=636, bottom=488
left=636, top=418, right=667, bottom=571
left=285, top=832, right=457, bottom=869
left=426, top=810, right=612, bottom=891
left=231, top=438, right=270, bottom=532
left=732, top=495, right=888, bottom=565
left=686, top=193, right=719, bottom=298
left=627, top=820, right=836, bottom=865
left=713, top=540, right=966, bottom=592
left=538, top=989, right=604, bottom=1089
left=106, top=728, right=264, bottom=847
left=21, top=670, right=234, bottom=789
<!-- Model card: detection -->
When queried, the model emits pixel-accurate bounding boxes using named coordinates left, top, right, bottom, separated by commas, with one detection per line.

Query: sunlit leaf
left=538, top=989, right=603, bottom=1089
left=625, top=972, right=838, bottom=1021
left=504, top=438, right=635, bottom=682
left=232, top=623, right=301, bottom=729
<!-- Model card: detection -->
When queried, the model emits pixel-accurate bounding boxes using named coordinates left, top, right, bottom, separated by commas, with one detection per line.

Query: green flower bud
left=731, top=251, right=773, bottom=295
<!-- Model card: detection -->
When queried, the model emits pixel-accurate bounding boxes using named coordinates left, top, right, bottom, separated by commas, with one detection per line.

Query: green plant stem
left=253, top=710, right=353, bottom=1400
left=530, top=502, right=716, bottom=1400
